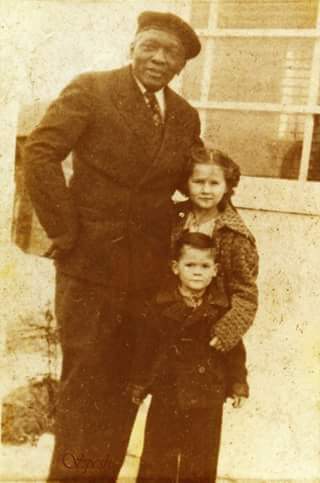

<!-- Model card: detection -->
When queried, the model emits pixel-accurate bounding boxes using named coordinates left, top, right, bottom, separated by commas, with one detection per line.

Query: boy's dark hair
left=179, top=145, right=241, bottom=211
left=172, top=231, right=216, bottom=261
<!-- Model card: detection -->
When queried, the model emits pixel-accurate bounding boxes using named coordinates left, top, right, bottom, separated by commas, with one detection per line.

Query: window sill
left=234, top=176, right=320, bottom=215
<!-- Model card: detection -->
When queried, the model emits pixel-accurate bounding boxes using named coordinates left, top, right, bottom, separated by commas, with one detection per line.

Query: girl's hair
left=179, top=144, right=241, bottom=211
left=172, top=231, right=216, bottom=261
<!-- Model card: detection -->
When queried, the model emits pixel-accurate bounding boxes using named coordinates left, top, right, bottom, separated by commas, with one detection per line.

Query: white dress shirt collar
left=134, top=75, right=166, bottom=118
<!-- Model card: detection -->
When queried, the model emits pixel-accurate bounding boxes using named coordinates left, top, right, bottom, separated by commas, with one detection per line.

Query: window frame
left=175, top=1, right=320, bottom=215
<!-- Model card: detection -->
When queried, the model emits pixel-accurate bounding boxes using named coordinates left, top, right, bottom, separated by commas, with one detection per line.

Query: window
left=176, top=0, right=320, bottom=214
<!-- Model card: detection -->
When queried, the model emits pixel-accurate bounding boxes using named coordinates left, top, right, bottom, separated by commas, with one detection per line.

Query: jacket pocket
left=56, top=218, right=128, bottom=286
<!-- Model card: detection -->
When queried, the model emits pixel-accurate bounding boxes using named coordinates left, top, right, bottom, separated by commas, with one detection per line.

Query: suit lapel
left=111, top=67, right=190, bottom=187
left=112, top=66, right=163, bottom=160
left=163, top=87, right=183, bottom=142
left=137, top=86, right=186, bottom=186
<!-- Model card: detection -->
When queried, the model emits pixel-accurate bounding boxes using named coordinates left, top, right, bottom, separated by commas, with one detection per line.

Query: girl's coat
left=172, top=201, right=259, bottom=351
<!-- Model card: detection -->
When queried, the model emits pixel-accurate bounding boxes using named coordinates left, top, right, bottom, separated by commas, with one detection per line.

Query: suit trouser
left=48, top=271, right=139, bottom=482
left=137, top=394, right=224, bottom=483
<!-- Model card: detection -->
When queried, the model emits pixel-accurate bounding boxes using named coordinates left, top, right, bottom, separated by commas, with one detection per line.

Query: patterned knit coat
left=172, top=201, right=259, bottom=351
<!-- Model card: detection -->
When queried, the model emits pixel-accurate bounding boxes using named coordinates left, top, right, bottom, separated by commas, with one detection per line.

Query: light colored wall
left=218, top=208, right=320, bottom=480
left=1, top=1, right=319, bottom=481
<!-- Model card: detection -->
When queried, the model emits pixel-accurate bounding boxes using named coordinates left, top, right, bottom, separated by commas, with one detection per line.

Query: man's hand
left=209, top=336, right=225, bottom=351
left=44, top=233, right=76, bottom=259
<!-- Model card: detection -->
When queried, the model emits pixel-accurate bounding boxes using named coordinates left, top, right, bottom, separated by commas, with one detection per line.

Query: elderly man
left=24, top=11, right=201, bottom=481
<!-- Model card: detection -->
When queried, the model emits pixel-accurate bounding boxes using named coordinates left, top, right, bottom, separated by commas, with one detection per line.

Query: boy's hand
left=209, top=336, right=225, bottom=351
left=231, top=395, right=246, bottom=408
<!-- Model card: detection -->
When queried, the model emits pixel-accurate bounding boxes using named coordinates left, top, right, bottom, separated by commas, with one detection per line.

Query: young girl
left=173, top=145, right=259, bottom=352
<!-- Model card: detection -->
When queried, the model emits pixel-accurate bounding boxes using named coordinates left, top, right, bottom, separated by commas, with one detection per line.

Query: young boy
left=130, top=231, right=249, bottom=482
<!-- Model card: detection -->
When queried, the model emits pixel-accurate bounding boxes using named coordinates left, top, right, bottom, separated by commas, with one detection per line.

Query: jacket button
left=116, top=314, right=122, bottom=324
left=198, top=366, right=206, bottom=374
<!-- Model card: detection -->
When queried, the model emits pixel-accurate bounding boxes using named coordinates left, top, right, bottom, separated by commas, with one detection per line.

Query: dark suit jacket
left=24, top=66, right=201, bottom=294
left=132, top=280, right=249, bottom=410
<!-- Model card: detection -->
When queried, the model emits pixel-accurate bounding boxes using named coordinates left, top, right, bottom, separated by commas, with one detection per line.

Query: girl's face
left=187, top=163, right=227, bottom=212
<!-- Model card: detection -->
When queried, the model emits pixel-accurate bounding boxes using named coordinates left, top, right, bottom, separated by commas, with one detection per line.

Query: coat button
left=198, top=366, right=206, bottom=374
left=116, top=314, right=122, bottom=324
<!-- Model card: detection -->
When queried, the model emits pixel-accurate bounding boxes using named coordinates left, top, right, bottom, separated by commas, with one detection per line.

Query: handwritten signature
left=62, top=452, right=115, bottom=474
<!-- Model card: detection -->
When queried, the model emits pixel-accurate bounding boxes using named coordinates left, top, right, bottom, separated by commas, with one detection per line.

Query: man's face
left=130, top=29, right=186, bottom=91
left=172, top=245, right=216, bottom=295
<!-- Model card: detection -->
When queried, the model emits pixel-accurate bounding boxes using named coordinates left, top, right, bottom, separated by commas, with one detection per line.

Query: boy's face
left=172, top=245, right=217, bottom=294
left=188, top=163, right=227, bottom=211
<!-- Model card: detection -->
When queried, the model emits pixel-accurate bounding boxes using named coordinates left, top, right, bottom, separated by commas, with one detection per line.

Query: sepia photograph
left=0, top=0, right=319, bottom=481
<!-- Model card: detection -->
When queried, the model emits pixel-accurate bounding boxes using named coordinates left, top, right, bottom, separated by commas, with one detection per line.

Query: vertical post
left=199, top=0, right=219, bottom=137
left=171, top=1, right=192, bottom=93
left=299, top=0, right=320, bottom=181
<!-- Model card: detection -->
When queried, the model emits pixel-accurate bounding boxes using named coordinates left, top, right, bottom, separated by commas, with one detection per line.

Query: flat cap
left=137, top=11, right=201, bottom=60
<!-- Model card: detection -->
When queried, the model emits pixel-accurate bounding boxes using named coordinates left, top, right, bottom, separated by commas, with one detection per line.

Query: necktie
left=144, top=91, right=163, bottom=128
